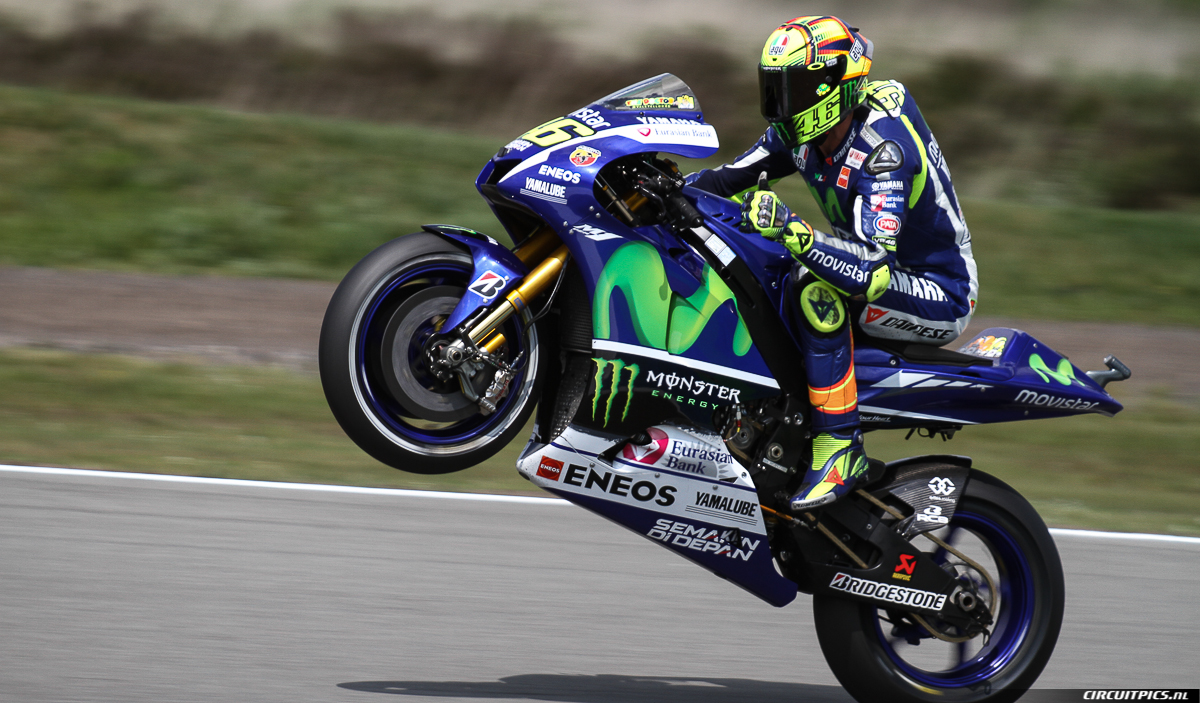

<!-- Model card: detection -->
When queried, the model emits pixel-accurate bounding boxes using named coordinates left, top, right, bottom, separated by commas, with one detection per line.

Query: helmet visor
left=760, top=56, right=848, bottom=146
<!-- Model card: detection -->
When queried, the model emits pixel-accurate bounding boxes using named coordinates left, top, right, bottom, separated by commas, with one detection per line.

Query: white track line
left=2, top=464, right=1198, bottom=544
left=0, top=464, right=569, bottom=505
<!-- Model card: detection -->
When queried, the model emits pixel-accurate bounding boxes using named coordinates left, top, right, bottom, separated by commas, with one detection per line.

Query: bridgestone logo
left=829, top=572, right=947, bottom=611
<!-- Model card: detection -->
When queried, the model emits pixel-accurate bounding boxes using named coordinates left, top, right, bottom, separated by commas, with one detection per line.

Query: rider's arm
left=687, top=127, right=798, bottom=200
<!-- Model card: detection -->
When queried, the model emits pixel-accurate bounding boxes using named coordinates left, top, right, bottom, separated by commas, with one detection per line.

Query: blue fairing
left=856, top=327, right=1122, bottom=427
left=422, top=225, right=530, bottom=331
left=439, top=73, right=1122, bottom=439
left=550, top=487, right=797, bottom=607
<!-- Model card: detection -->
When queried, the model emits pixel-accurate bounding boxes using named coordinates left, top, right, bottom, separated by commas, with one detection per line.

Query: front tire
left=319, top=233, right=541, bottom=474
left=813, top=469, right=1065, bottom=703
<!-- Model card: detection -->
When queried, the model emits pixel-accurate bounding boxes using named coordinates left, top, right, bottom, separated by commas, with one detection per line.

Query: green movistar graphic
left=1029, top=353, right=1084, bottom=387
left=593, top=242, right=752, bottom=356
left=592, top=358, right=640, bottom=427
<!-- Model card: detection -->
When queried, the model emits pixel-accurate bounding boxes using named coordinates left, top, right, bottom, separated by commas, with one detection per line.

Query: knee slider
left=799, top=279, right=847, bottom=334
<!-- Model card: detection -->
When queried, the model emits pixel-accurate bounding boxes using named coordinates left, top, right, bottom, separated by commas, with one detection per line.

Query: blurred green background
left=0, top=1, right=1196, bottom=534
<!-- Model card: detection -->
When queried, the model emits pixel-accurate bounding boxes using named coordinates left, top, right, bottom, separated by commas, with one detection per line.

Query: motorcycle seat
left=861, top=335, right=993, bottom=368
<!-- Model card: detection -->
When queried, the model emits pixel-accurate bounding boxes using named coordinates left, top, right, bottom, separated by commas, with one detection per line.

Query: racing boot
left=788, top=428, right=868, bottom=511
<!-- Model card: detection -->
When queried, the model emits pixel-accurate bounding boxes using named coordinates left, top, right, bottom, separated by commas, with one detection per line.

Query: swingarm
left=770, top=460, right=994, bottom=640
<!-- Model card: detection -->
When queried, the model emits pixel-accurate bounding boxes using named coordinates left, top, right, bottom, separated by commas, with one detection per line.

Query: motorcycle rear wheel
left=319, top=233, right=541, bottom=474
left=812, top=469, right=1064, bottom=703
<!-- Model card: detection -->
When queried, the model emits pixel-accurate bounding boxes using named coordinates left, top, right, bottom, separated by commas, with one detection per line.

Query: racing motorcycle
left=319, top=74, right=1131, bottom=703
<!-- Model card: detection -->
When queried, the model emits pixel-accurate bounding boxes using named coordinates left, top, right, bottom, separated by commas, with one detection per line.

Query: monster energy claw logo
left=592, top=358, right=640, bottom=427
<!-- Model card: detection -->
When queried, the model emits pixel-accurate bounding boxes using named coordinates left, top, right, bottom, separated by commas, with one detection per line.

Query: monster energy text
left=646, top=371, right=741, bottom=403
left=592, top=358, right=640, bottom=427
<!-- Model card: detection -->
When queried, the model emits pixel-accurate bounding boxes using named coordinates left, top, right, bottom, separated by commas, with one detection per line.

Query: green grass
left=0, top=83, right=502, bottom=279
left=0, top=348, right=532, bottom=495
left=0, top=83, right=1198, bottom=325
left=0, top=348, right=1196, bottom=536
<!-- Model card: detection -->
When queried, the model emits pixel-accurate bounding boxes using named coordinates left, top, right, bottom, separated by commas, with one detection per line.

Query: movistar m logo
left=592, top=242, right=752, bottom=357
left=807, top=183, right=845, bottom=225
left=592, top=358, right=639, bottom=427
left=1029, top=353, right=1084, bottom=387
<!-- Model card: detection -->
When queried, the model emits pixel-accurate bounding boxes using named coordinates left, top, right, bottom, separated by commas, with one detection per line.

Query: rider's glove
left=739, top=172, right=814, bottom=258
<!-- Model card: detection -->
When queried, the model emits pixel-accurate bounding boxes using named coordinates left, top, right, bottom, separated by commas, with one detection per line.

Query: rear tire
left=812, top=469, right=1064, bottom=703
left=319, top=233, right=541, bottom=474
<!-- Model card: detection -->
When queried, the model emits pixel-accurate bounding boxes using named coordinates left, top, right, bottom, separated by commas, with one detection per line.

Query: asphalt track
left=2, top=466, right=1197, bottom=703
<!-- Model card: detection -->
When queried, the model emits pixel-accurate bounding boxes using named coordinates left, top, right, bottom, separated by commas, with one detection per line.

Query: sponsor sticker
left=916, top=505, right=949, bottom=524
left=874, top=214, right=901, bottom=234
left=928, top=477, right=956, bottom=496
left=570, top=146, right=601, bottom=167
left=642, top=125, right=714, bottom=140
left=536, top=456, right=564, bottom=481
left=504, top=139, right=533, bottom=152
left=805, top=251, right=868, bottom=284
left=1014, top=390, right=1099, bottom=411
left=521, top=177, right=568, bottom=203
left=886, top=270, right=949, bottom=303
left=572, top=223, right=622, bottom=241
left=850, top=38, right=865, bottom=62
left=928, top=136, right=945, bottom=169
left=562, top=464, right=677, bottom=506
left=869, top=192, right=904, bottom=212
left=467, top=270, right=507, bottom=300
left=538, top=164, right=582, bottom=184
left=569, top=107, right=612, bottom=130
left=635, top=116, right=703, bottom=126
left=651, top=436, right=734, bottom=475
left=623, top=95, right=695, bottom=109
left=880, top=317, right=953, bottom=340
left=871, top=179, right=905, bottom=191
left=829, top=572, right=947, bottom=611
left=590, top=358, right=639, bottom=427
left=648, top=519, right=760, bottom=561
left=846, top=148, right=867, bottom=170
left=768, top=33, right=789, bottom=56
left=961, top=334, right=1008, bottom=359
left=620, top=427, right=669, bottom=465
left=893, top=553, right=917, bottom=581
left=647, top=370, right=740, bottom=403
left=836, top=166, right=851, bottom=189
left=689, top=491, right=757, bottom=518
left=864, top=306, right=888, bottom=323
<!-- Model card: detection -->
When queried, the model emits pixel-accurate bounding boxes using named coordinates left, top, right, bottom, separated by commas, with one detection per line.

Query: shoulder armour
left=863, top=80, right=907, bottom=117
left=865, top=140, right=905, bottom=175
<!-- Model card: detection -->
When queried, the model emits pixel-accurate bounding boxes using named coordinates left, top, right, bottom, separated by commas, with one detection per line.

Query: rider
left=688, top=16, right=978, bottom=510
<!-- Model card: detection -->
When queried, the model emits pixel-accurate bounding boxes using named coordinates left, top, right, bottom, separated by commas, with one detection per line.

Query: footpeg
left=1085, top=355, right=1131, bottom=388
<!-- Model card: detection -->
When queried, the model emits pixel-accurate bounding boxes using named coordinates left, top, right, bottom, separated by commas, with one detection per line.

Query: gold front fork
left=469, top=232, right=569, bottom=350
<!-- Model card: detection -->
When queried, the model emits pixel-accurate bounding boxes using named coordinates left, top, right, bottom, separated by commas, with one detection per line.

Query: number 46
left=521, top=118, right=595, bottom=147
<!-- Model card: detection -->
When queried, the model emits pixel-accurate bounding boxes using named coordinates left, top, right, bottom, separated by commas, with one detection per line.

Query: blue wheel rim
left=354, top=261, right=530, bottom=447
left=874, top=509, right=1036, bottom=688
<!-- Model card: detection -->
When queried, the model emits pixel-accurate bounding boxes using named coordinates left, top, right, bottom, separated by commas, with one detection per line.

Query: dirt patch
left=1, top=265, right=1195, bottom=404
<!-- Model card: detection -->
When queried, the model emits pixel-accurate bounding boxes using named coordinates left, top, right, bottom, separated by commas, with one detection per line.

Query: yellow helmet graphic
left=759, top=16, right=873, bottom=148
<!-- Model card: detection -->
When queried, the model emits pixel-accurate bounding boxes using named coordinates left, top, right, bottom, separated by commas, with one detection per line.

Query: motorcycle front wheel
left=319, top=233, right=541, bottom=474
left=813, top=469, right=1065, bottom=703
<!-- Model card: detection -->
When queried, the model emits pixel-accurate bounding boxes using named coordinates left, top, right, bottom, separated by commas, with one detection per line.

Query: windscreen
left=595, top=73, right=700, bottom=112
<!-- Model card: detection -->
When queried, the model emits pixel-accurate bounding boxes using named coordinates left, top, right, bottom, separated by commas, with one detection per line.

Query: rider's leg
left=790, top=273, right=869, bottom=510
left=854, top=270, right=974, bottom=345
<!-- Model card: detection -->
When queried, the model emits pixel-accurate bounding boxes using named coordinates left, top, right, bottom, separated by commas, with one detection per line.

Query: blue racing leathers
left=691, top=80, right=978, bottom=344
left=690, top=80, right=977, bottom=434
